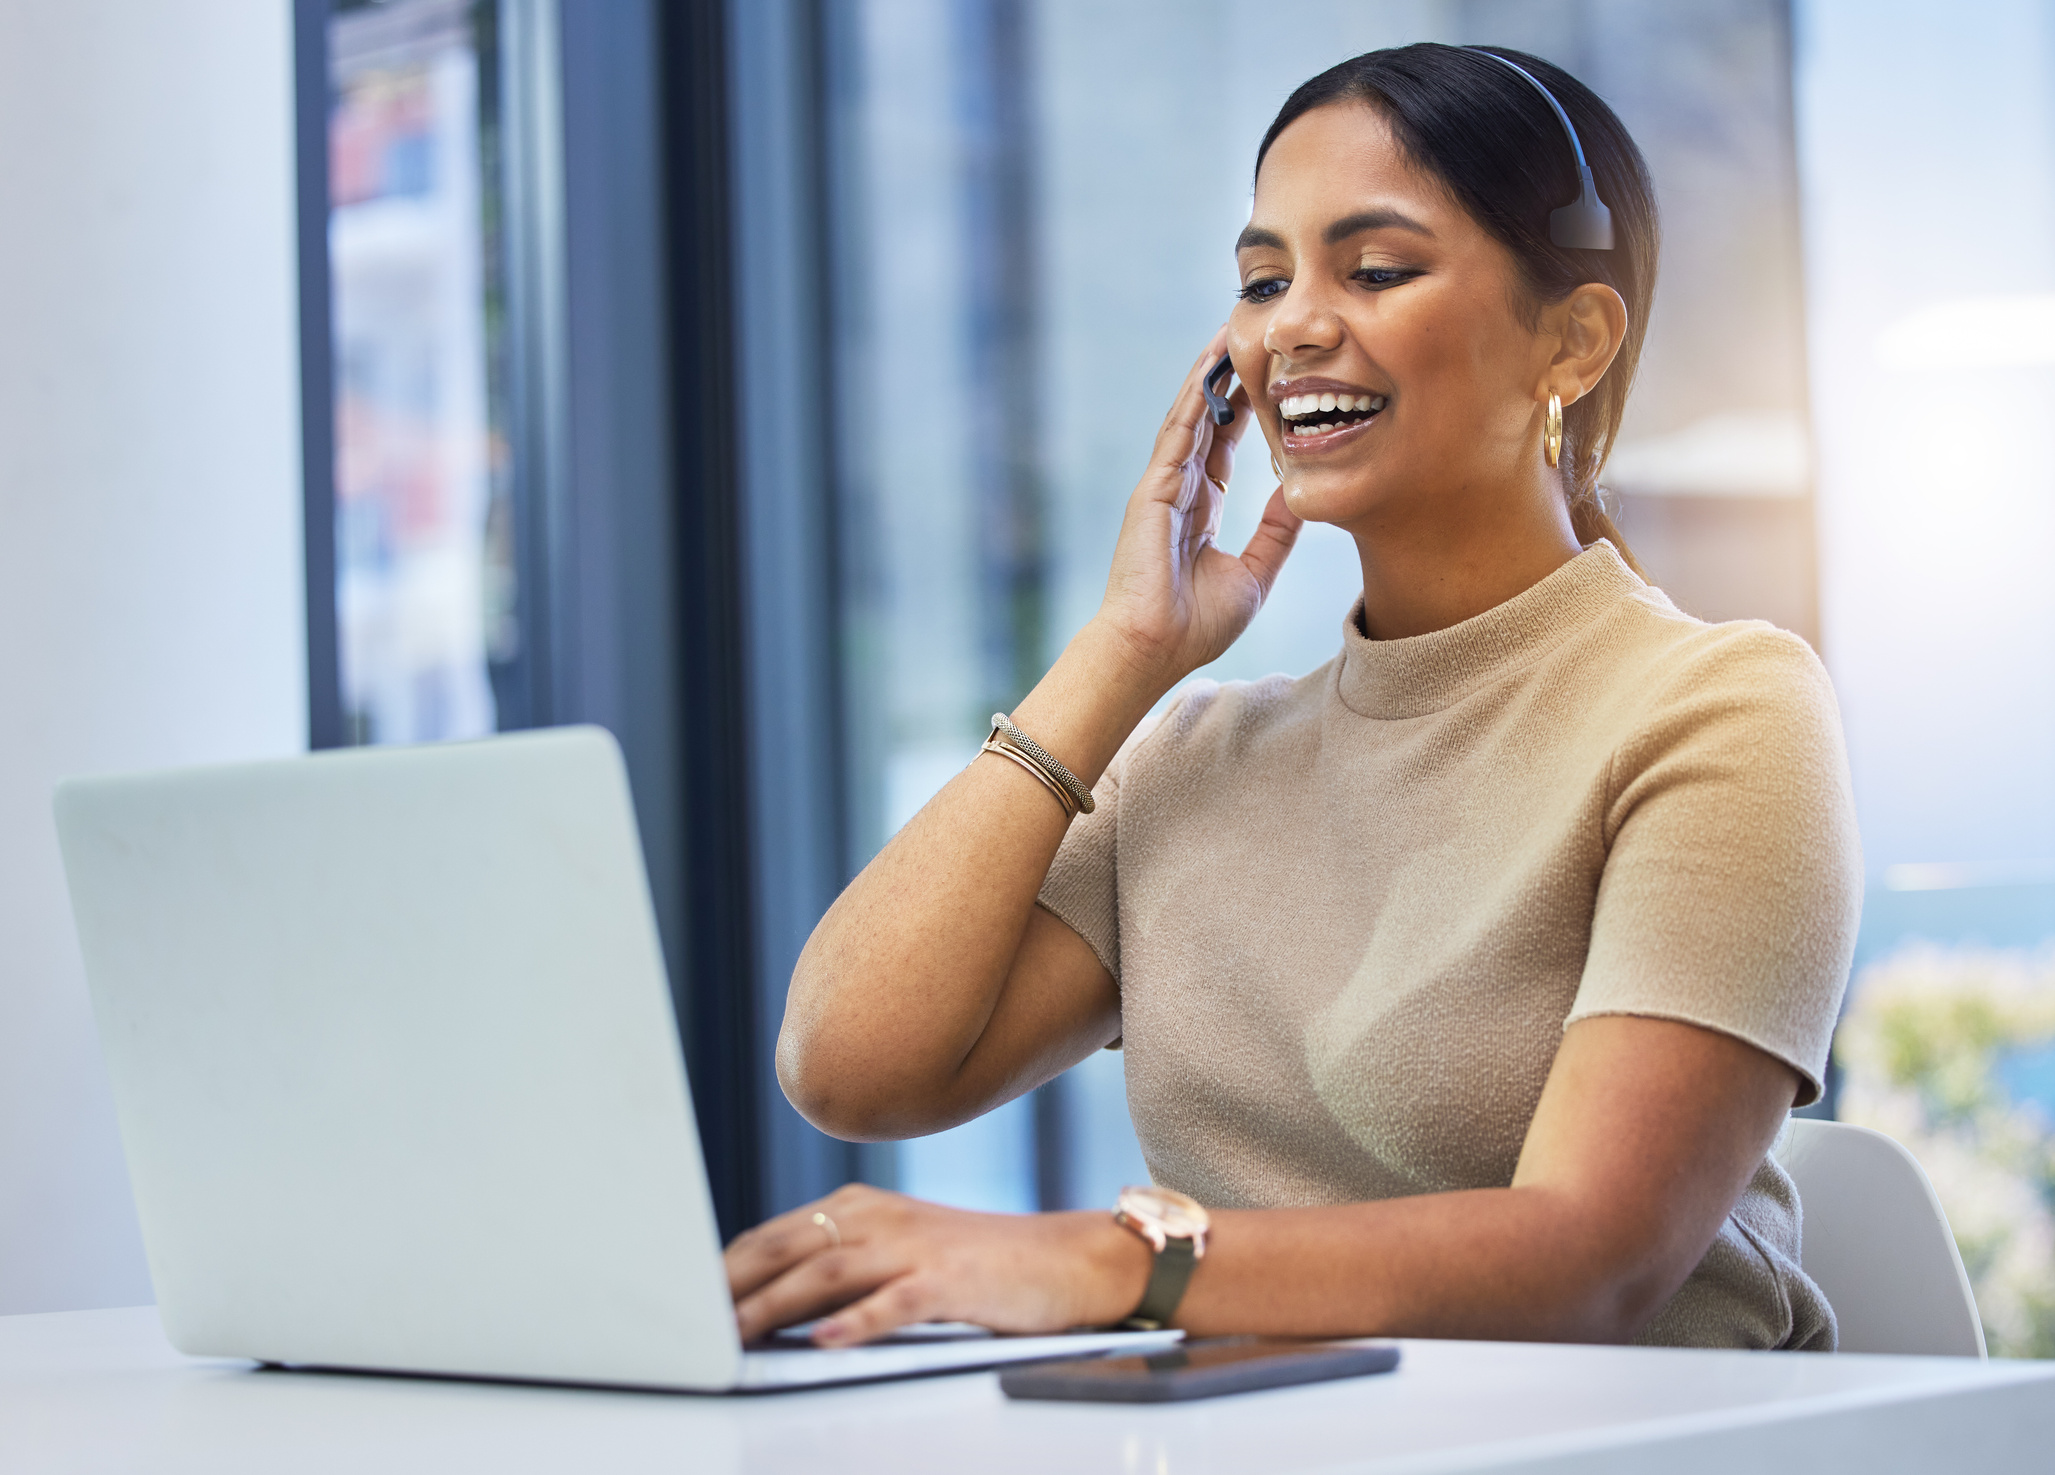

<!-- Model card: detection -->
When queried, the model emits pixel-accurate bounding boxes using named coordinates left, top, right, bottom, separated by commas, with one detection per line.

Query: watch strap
left=1121, top=1234, right=1198, bottom=1331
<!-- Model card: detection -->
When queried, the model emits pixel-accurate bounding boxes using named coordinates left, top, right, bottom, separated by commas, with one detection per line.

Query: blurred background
left=2, top=0, right=2051, bottom=1350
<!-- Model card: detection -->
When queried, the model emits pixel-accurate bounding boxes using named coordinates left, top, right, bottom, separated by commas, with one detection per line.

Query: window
left=326, top=0, right=514, bottom=746
left=1794, top=0, right=2055, bottom=1357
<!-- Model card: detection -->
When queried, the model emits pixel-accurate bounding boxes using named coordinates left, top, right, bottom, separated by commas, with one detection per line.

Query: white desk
left=5, top=1307, right=2051, bottom=1473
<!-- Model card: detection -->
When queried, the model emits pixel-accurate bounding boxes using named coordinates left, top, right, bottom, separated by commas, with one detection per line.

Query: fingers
left=726, top=1185, right=968, bottom=1345
left=725, top=1184, right=878, bottom=1301
left=725, top=1210, right=827, bottom=1301
left=815, top=1273, right=944, bottom=1347
left=733, top=1244, right=901, bottom=1345
left=727, top=1190, right=1091, bottom=1349
left=1213, top=381, right=1259, bottom=456
left=1158, top=334, right=1228, bottom=433
left=1200, top=384, right=1259, bottom=511
left=1200, top=474, right=1226, bottom=549
left=1236, top=485, right=1303, bottom=602
left=1184, top=325, right=1231, bottom=400
left=1145, top=331, right=1235, bottom=490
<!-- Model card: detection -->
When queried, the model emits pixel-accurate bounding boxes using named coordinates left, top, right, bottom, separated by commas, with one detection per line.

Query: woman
left=729, top=43, right=1861, bottom=1351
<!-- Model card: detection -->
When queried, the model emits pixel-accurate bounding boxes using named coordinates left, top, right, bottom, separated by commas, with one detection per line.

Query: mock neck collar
left=1334, top=541, right=1644, bottom=720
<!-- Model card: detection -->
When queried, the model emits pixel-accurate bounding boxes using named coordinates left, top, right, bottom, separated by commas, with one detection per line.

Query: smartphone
left=999, top=1337, right=1400, bottom=1403
left=1202, top=352, right=1238, bottom=426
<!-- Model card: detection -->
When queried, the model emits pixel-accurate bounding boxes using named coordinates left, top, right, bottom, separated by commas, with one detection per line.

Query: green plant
left=1834, top=943, right=2055, bottom=1358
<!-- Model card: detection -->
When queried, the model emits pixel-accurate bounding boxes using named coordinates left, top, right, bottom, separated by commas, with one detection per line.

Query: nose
left=1263, top=275, right=1346, bottom=364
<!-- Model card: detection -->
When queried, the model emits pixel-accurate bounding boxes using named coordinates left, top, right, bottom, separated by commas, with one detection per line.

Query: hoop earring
left=1545, top=393, right=1564, bottom=469
left=1270, top=448, right=1285, bottom=483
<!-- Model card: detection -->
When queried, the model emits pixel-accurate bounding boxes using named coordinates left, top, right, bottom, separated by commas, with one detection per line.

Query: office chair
left=1774, top=1119, right=1987, bottom=1357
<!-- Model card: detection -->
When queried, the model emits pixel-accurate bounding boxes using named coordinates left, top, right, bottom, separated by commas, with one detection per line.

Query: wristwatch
left=1112, top=1185, right=1211, bottom=1330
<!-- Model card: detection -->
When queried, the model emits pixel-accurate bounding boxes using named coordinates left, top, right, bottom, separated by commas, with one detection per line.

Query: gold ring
left=811, top=1211, right=841, bottom=1249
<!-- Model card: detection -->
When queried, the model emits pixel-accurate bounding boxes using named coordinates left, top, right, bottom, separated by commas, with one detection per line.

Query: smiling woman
left=1227, top=47, right=1657, bottom=623
left=748, top=43, right=1861, bottom=1354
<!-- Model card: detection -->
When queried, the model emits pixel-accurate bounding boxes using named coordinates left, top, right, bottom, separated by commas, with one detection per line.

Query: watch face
left=1118, top=1185, right=1210, bottom=1239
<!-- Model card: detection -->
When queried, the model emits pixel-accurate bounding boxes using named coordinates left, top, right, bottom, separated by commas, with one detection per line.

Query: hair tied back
left=1461, top=48, right=1614, bottom=250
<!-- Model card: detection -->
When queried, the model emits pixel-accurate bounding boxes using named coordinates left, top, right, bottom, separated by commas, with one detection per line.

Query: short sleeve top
left=1037, top=542, right=1864, bottom=1350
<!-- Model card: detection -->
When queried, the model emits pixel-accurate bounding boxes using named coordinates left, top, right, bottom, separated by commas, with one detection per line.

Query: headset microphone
left=1203, top=353, right=1236, bottom=427
left=1465, top=49, right=1614, bottom=251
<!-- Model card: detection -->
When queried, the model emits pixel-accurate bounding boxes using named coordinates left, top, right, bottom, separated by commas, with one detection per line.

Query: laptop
left=53, top=726, right=1176, bottom=1392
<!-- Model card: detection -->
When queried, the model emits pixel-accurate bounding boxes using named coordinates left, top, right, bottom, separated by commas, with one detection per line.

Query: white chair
left=1773, top=1118, right=1987, bottom=1357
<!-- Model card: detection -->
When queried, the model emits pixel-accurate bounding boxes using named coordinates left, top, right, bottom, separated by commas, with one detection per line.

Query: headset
left=1203, top=48, right=1613, bottom=428
left=1464, top=48, right=1615, bottom=252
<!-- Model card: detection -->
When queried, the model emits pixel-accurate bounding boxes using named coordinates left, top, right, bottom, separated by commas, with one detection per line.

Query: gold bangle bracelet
left=981, top=736, right=1078, bottom=817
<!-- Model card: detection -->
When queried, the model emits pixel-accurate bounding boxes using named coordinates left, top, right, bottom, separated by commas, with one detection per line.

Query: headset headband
left=1464, top=48, right=1614, bottom=250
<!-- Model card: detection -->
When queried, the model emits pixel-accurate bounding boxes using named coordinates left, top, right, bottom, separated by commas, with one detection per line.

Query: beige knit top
left=1038, top=542, right=1863, bottom=1351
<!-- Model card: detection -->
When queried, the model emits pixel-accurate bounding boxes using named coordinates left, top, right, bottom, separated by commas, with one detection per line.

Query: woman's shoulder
left=1122, top=659, right=1339, bottom=774
left=1595, top=594, right=1847, bottom=777
left=1605, top=589, right=1838, bottom=719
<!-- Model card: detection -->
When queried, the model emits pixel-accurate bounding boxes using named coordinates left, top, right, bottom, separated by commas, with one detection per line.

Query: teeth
left=1276, top=391, right=1390, bottom=435
left=1279, top=392, right=1384, bottom=419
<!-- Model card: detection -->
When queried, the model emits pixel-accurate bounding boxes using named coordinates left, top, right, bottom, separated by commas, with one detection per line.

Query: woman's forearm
left=1165, top=1188, right=1672, bottom=1344
left=777, top=618, right=1170, bottom=1139
left=1062, top=1017, right=1794, bottom=1345
left=730, top=1184, right=1687, bottom=1348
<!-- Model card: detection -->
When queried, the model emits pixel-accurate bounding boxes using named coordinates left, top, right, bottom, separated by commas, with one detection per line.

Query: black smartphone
left=1000, top=1337, right=1399, bottom=1403
left=1202, top=352, right=1237, bottom=426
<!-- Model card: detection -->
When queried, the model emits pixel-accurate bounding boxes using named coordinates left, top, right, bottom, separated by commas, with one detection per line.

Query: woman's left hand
left=725, top=1185, right=1151, bottom=1347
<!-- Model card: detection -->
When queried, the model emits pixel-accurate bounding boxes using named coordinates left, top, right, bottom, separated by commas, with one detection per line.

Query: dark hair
left=1256, top=44, right=1657, bottom=576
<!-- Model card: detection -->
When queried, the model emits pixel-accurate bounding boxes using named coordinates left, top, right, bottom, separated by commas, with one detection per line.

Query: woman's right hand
left=780, top=346, right=1295, bottom=1147
left=1092, top=330, right=1304, bottom=689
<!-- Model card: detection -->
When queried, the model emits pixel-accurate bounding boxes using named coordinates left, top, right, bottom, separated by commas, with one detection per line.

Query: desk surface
left=5, top=1307, right=2052, bottom=1474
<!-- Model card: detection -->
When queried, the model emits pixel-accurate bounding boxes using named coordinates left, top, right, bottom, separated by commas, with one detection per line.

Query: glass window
left=327, top=0, right=513, bottom=745
left=823, top=1, right=1821, bottom=1212
left=1794, top=0, right=2055, bottom=1358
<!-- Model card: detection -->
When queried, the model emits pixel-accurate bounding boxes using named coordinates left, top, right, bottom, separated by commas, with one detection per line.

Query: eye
left=1236, top=276, right=1288, bottom=304
left=1354, top=266, right=1414, bottom=289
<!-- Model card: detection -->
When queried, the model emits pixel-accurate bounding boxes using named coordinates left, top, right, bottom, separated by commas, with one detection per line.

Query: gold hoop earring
left=1270, top=448, right=1285, bottom=483
left=1545, top=393, right=1564, bottom=469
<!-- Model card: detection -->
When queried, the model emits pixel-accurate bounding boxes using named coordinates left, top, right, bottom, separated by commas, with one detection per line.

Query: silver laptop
left=53, top=726, right=1174, bottom=1392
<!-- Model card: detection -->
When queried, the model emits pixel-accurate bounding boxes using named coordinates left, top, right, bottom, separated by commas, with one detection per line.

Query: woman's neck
left=1347, top=480, right=1584, bottom=641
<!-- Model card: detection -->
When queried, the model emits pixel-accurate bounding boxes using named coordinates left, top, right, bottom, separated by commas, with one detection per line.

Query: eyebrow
left=1234, top=208, right=1435, bottom=253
